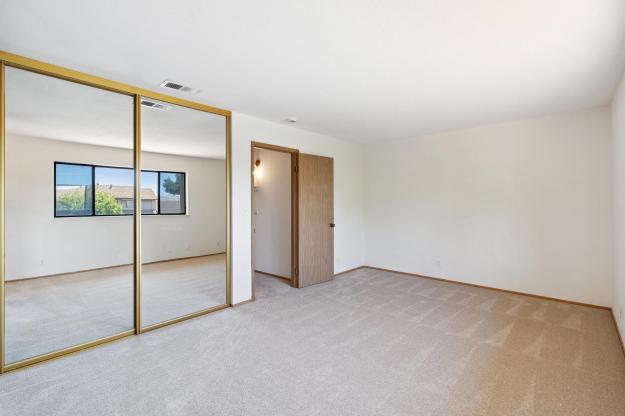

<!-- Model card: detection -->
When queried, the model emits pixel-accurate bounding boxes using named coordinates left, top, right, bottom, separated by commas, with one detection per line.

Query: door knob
left=330, top=223, right=335, bottom=228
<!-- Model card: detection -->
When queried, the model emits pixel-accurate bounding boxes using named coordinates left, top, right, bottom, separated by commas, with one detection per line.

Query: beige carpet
left=4, top=254, right=226, bottom=364
left=1, top=267, right=624, bottom=415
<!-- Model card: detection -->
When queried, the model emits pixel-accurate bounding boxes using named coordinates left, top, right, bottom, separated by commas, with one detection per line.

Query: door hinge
left=294, top=165, right=298, bottom=173
left=294, top=267, right=298, bottom=275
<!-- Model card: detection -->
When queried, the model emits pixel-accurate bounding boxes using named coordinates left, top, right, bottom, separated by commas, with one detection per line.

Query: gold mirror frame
left=0, top=51, right=232, bottom=373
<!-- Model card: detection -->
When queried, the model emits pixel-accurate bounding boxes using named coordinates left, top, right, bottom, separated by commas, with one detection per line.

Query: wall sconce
left=253, top=159, right=263, bottom=188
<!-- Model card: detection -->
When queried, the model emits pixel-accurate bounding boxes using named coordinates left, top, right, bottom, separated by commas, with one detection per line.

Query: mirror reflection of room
left=252, top=147, right=292, bottom=291
left=140, top=99, right=227, bottom=328
left=4, top=67, right=135, bottom=364
left=3, top=68, right=228, bottom=364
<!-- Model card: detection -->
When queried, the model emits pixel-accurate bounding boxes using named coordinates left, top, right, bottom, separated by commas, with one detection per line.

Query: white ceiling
left=1, top=0, right=624, bottom=142
left=4, top=67, right=226, bottom=158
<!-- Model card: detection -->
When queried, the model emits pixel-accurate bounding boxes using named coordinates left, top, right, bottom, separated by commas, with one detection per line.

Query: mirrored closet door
left=3, top=67, right=135, bottom=364
left=0, top=52, right=231, bottom=372
left=139, top=98, right=227, bottom=329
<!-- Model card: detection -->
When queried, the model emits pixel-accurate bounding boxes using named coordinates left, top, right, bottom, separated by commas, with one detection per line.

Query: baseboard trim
left=334, top=266, right=366, bottom=277
left=254, top=270, right=291, bottom=281
left=146, top=252, right=226, bottom=266
left=611, top=310, right=625, bottom=357
left=363, top=266, right=611, bottom=311
left=7, top=252, right=227, bottom=283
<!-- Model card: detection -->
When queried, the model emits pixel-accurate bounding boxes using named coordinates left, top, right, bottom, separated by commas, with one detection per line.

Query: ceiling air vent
left=159, top=79, right=200, bottom=94
left=140, top=100, right=171, bottom=111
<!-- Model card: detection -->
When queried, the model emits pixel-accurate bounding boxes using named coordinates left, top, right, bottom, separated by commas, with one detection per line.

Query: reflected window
left=54, top=163, right=185, bottom=216
left=141, top=171, right=159, bottom=214
left=159, top=172, right=186, bottom=214
left=95, top=167, right=134, bottom=216
left=55, top=163, right=94, bottom=217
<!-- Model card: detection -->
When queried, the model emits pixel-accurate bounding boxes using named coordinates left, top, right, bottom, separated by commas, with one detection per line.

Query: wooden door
left=297, top=154, right=334, bottom=287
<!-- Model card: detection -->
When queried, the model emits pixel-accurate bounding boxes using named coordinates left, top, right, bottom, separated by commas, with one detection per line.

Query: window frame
left=53, top=161, right=96, bottom=218
left=140, top=169, right=160, bottom=216
left=157, top=170, right=187, bottom=216
left=53, top=162, right=187, bottom=218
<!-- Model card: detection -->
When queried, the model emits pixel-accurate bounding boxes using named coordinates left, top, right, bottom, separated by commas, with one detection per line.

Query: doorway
left=251, top=142, right=299, bottom=299
left=250, top=142, right=335, bottom=300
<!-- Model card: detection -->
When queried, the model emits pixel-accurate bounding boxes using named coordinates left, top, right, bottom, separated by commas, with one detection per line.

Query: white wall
left=253, top=148, right=291, bottom=278
left=364, top=107, right=614, bottom=307
left=6, top=134, right=226, bottom=280
left=612, top=72, right=625, bottom=339
left=231, top=112, right=365, bottom=304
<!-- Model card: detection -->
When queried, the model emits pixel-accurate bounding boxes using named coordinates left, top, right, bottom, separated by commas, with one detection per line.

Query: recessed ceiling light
left=140, top=100, right=172, bottom=111
left=286, top=117, right=298, bottom=123
left=159, top=79, right=200, bottom=94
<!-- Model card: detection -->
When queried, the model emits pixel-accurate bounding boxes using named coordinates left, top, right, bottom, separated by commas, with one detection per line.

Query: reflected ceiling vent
left=140, top=100, right=171, bottom=111
left=159, top=79, right=200, bottom=94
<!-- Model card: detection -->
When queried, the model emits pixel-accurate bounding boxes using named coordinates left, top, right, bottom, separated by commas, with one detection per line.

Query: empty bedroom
left=0, top=1, right=624, bottom=415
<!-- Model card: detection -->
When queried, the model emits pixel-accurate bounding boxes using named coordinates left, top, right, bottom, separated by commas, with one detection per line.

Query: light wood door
left=297, top=153, right=334, bottom=287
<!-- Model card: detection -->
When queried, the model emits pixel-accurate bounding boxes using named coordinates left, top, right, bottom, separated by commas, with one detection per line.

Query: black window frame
left=53, top=161, right=94, bottom=218
left=157, top=171, right=187, bottom=216
left=54, top=162, right=187, bottom=218
left=140, top=169, right=160, bottom=216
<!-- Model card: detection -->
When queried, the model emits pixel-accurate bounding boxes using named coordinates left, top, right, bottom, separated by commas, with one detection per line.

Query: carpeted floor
left=5, top=254, right=226, bottom=364
left=1, top=267, right=624, bottom=415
